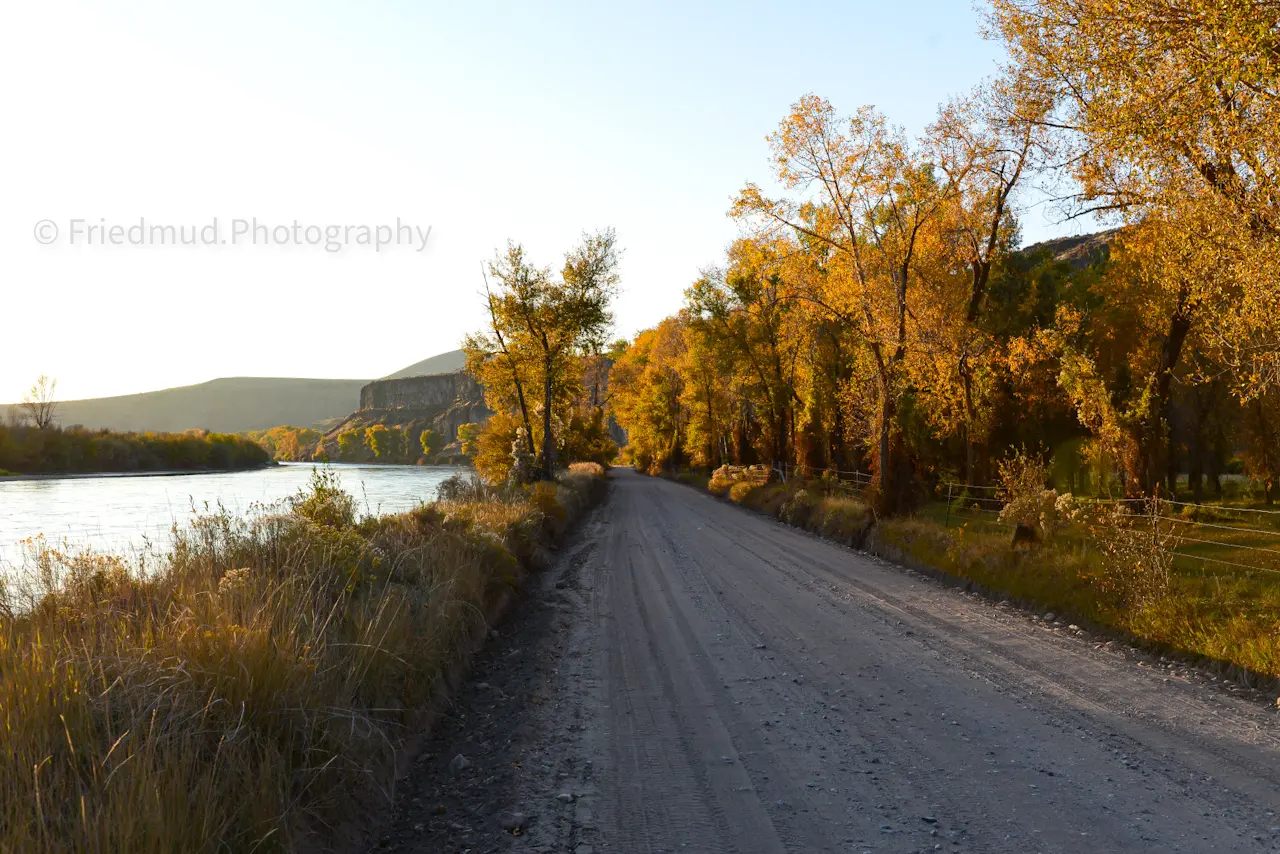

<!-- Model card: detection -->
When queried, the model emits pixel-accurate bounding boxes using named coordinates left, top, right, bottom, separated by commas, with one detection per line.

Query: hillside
left=1025, top=228, right=1119, bottom=270
left=9, top=349, right=469, bottom=434
left=47, top=377, right=369, bottom=433
left=381, top=349, right=466, bottom=379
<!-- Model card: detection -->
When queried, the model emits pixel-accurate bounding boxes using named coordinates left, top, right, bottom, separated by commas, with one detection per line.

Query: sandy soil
left=374, top=468, right=1280, bottom=853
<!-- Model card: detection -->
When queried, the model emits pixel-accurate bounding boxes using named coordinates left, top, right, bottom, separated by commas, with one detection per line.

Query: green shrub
left=780, top=488, right=819, bottom=528
left=813, top=496, right=874, bottom=546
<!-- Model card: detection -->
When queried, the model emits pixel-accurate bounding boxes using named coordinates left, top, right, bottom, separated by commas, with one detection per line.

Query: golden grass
left=874, top=516, right=1280, bottom=681
left=715, top=478, right=875, bottom=548
left=0, top=467, right=605, bottom=853
left=568, top=461, right=606, bottom=478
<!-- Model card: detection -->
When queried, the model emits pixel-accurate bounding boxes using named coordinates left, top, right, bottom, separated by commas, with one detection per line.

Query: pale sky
left=0, top=1, right=1085, bottom=403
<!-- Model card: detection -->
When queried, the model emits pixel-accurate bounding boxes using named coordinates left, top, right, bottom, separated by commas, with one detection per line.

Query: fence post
left=944, top=483, right=953, bottom=529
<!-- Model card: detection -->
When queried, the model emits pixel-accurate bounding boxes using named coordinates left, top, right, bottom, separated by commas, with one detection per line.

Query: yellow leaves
left=1005, top=333, right=1045, bottom=375
left=991, top=0, right=1280, bottom=401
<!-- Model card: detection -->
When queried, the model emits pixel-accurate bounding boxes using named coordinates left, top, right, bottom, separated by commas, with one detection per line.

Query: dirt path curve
left=376, top=469, right=1280, bottom=853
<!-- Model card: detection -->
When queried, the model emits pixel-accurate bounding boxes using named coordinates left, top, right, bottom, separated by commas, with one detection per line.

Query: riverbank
left=0, top=463, right=607, bottom=852
left=0, top=461, right=278, bottom=482
left=0, top=424, right=270, bottom=476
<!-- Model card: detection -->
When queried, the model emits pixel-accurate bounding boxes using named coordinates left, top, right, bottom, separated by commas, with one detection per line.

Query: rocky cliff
left=321, top=371, right=492, bottom=460
left=359, top=372, right=485, bottom=415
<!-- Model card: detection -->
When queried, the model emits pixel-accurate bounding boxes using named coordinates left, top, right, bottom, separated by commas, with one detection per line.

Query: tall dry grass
left=724, top=478, right=875, bottom=548
left=873, top=514, right=1280, bottom=681
left=0, top=466, right=605, bottom=852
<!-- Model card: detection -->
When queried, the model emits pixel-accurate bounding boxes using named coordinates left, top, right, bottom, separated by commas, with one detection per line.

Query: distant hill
left=1024, top=229, right=1119, bottom=270
left=382, top=349, right=466, bottom=379
left=43, top=378, right=370, bottom=434
left=3, top=349, right=472, bottom=435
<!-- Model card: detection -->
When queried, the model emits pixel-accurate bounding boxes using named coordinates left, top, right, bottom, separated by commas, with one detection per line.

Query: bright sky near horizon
left=0, top=1, right=1091, bottom=404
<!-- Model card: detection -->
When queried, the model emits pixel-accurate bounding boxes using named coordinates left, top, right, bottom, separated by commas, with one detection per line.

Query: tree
left=470, top=410, right=526, bottom=484
left=686, top=240, right=808, bottom=470
left=733, top=97, right=961, bottom=512
left=988, top=0, right=1280, bottom=400
left=336, top=429, right=363, bottom=461
left=419, top=429, right=441, bottom=459
left=1237, top=388, right=1280, bottom=505
left=22, top=375, right=58, bottom=430
left=913, top=82, right=1047, bottom=486
left=465, top=230, right=621, bottom=481
left=465, top=248, right=541, bottom=458
left=609, top=317, right=691, bottom=472
left=364, top=424, right=402, bottom=460
left=457, top=422, right=482, bottom=458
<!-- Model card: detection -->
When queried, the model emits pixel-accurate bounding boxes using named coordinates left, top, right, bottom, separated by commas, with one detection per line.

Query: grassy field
left=677, top=468, right=1280, bottom=684
left=0, top=463, right=606, bottom=853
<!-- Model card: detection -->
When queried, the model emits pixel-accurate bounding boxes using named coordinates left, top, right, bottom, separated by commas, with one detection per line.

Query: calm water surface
left=0, top=463, right=460, bottom=569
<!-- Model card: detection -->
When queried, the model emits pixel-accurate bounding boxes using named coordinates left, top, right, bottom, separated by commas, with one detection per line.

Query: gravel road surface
left=377, top=468, right=1280, bottom=853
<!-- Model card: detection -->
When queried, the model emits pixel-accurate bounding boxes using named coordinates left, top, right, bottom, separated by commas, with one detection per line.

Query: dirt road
left=380, top=469, right=1280, bottom=853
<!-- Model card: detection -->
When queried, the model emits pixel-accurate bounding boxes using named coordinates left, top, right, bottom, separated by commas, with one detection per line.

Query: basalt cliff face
left=321, top=371, right=492, bottom=460
left=359, top=372, right=485, bottom=414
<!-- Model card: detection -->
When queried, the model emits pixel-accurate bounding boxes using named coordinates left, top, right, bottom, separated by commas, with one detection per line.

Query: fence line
left=1163, top=551, right=1280, bottom=575
left=1152, top=516, right=1280, bottom=536
left=765, top=463, right=1280, bottom=579
left=1156, top=498, right=1280, bottom=516
left=1163, top=533, right=1280, bottom=559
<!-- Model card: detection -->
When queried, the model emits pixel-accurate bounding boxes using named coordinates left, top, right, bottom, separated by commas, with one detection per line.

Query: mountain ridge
left=6, top=350, right=468, bottom=434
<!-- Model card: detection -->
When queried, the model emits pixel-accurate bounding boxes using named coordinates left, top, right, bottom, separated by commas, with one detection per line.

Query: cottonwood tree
left=21, top=375, right=58, bottom=430
left=914, top=82, right=1048, bottom=486
left=608, top=316, right=691, bottom=473
left=686, top=238, right=809, bottom=471
left=988, top=0, right=1280, bottom=400
left=1238, top=388, right=1280, bottom=504
left=465, top=250, right=540, bottom=458
left=733, top=97, right=960, bottom=512
left=1033, top=216, right=1212, bottom=495
left=465, top=230, right=621, bottom=481
left=419, top=429, right=442, bottom=459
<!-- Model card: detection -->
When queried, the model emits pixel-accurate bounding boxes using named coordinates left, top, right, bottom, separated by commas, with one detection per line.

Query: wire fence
left=769, top=460, right=1280, bottom=581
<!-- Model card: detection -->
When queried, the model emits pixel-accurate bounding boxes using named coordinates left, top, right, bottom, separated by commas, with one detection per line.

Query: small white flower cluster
left=1000, top=489, right=1081, bottom=540
left=218, top=567, right=253, bottom=594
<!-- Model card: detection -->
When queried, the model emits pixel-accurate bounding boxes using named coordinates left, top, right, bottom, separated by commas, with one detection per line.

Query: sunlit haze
left=1, top=1, right=1080, bottom=403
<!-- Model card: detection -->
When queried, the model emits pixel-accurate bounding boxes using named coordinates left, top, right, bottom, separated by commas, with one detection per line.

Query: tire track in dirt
left=376, top=470, right=1280, bottom=853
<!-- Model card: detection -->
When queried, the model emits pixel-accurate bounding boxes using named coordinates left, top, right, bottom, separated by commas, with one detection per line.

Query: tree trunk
left=1190, top=445, right=1205, bottom=502
left=1135, top=306, right=1192, bottom=496
left=704, top=384, right=716, bottom=467
left=964, top=384, right=976, bottom=488
left=960, top=360, right=977, bottom=488
left=514, top=380, right=535, bottom=455
left=541, top=363, right=554, bottom=480
left=1255, top=398, right=1277, bottom=506
left=877, top=392, right=894, bottom=509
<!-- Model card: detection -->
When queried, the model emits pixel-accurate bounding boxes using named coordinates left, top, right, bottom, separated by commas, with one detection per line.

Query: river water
left=0, top=463, right=461, bottom=570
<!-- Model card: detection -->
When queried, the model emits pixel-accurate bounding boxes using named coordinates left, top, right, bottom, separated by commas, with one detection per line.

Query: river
left=0, top=462, right=462, bottom=571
